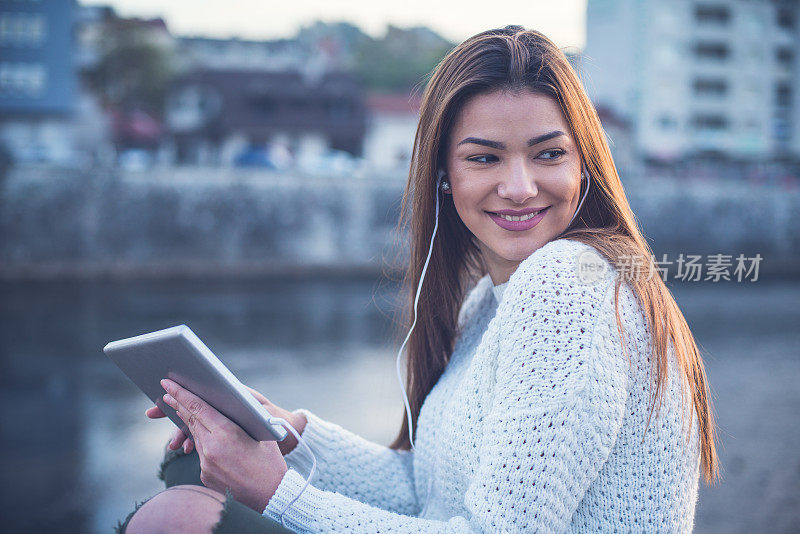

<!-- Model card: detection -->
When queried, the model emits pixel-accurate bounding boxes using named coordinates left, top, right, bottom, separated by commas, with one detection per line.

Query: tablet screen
left=104, top=325, right=287, bottom=442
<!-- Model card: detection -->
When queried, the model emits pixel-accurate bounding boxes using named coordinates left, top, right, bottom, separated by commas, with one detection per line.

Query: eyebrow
left=456, top=130, right=567, bottom=150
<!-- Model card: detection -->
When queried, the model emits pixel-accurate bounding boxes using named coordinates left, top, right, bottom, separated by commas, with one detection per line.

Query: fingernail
left=160, top=379, right=169, bottom=390
left=163, top=393, right=174, bottom=404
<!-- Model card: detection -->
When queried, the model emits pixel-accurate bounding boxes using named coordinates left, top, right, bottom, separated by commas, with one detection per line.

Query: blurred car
left=234, top=147, right=278, bottom=169
left=298, top=149, right=367, bottom=177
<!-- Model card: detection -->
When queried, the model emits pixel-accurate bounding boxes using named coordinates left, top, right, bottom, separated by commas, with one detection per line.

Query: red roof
left=366, top=93, right=422, bottom=114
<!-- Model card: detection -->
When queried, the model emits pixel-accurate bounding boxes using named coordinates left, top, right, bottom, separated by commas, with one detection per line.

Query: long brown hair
left=388, top=25, right=718, bottom=484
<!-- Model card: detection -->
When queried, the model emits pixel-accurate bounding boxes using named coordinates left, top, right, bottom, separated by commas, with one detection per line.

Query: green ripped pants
left=115, top=443, right=295, bottom=533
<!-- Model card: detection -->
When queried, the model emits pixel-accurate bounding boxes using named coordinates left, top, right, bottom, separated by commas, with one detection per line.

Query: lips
left=487, top=206, right=550, bottom=231
left=488, top=207, right=548, bottom=221
left=489, top=207, right=549, bottom=217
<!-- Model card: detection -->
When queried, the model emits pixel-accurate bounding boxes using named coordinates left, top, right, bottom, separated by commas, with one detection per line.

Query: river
left=0, top=276, right=797, bottom=533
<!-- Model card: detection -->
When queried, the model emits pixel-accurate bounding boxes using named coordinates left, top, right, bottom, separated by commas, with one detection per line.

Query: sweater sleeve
left=261, top=240, right=631, bottom=533
left=281, top=408, right=419, bottom=515
left=277, top=274, right=495, bottom=516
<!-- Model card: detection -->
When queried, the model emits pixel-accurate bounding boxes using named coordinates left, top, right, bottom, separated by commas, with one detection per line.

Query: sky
left=83, top=0, right=587, bottom=50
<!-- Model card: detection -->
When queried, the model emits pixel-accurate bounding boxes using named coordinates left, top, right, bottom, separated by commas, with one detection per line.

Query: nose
left=496, top=159, right=538, bottom=204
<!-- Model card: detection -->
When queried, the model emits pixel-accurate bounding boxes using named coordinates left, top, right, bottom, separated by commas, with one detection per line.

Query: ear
left=437, top=168, right=452, bottom=194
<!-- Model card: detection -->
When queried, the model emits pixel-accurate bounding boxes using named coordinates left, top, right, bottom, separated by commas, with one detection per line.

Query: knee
left=124, top=485, right=226, bottom=534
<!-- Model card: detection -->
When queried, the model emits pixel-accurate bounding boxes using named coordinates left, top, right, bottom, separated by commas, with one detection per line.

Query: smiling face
left=443, top=89, right=583, bottom=285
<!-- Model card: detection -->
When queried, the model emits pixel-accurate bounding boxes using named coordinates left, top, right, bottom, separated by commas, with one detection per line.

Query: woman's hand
left=146, top=384, right=307, bottom=456
left=159, top=378, right=288, bottom=512
left=145, top=403, right=196, bottom=453
left=241, top=385, right=307, bottom=456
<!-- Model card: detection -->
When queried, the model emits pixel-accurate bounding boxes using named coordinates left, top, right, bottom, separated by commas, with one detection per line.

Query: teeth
left=497, top=210, right=539, bottom=222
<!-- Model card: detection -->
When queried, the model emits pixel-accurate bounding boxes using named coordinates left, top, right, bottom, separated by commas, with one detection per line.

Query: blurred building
left=176, top=26, right=363, bottom=88
left=362, top=92, right=421, bottom=172
left=0, top=0, right=78, bottom=164
left=0, top=1, right=116, bottom=167
left=74, top=4, right=115, bottom=72
left=177, top=37, right=307, bottom=73
left=583, top=0, right=800, bottom=163
left=164, top=69, right=367, bottom=166
left=594, top=105, right=637, bottom=178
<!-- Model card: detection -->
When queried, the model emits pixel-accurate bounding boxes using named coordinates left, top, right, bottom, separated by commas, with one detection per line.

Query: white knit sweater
left=262, top=239, right=701, bottom=532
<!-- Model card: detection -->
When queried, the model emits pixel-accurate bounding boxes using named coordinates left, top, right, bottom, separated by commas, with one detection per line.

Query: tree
left=352, top=25, right=455, bottom=92
left=83, top=17, right=175, bottom=118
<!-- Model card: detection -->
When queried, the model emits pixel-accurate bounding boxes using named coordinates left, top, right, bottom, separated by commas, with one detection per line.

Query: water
left=0, top=277, right=798, bottom=533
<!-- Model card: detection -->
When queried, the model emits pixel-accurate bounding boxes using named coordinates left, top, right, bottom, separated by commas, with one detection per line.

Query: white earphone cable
left=395, top=167, right=589, bottom=517
left=394, top=173, right=444, bottom=517
left=568, top=168, right=591, bottom=227
left=269, top=168, right=586, bottom=528
left=395, top=175, right=443, bottom=452
left=268, top=416, right=317, bottom=529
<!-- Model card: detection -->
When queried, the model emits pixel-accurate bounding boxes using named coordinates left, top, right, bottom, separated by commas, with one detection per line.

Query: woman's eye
left=537, top=149, right=565, bottom=160
left=466, top=155, right=498, bottom=164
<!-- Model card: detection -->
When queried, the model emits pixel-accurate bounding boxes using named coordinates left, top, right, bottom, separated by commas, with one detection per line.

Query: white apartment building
left=582, top=0, right=800, bottom=162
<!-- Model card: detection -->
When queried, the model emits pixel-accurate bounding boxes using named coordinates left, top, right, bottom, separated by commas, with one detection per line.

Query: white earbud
left=397, top=165, right=589, bottom=517
left=437, top=168, right=449, bottom=192
left=568, top=168, right=591, bottom=227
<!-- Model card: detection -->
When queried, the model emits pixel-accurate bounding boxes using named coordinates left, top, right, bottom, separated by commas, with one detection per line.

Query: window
left=694, top=4, right=731, bottom=24
left=775, top=82, right=792, bottom=108
left=693, top=42, right=730, bottom=60
left=0, top=13, right=47, bottom=46
left=691, top=114, right=728, bottom=130
left=776, top=47, right=794, bottom=68
left=693, top=78, right=728, bottom=96
left=777, top=7, right=795, bottom=29
left=0, top=62, right=47, bottom=96
left=26, top=14, right=45, bottom=44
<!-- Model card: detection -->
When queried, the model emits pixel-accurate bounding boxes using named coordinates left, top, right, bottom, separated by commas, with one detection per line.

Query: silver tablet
left=104, top=325, right=288, bottom=442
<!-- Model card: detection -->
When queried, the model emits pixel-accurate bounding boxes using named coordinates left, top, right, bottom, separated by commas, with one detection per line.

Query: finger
left=162, top=391, right=209, bottom=438
left=160, top=378, right=234, bottom=439
left=168, top=428, right=187, bottom=450
left=243, top=385, right=270, bottom=405
left=162, top=392, right=210, bottom=459
left=161, top=378, right=231, bottom=435
left=177, top=432, right=193, bottom=454
left=145, top=406, right=167, bottom=418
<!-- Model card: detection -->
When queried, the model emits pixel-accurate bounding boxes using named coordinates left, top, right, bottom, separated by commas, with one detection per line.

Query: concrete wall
left=0, top=166, right=797, bottom=279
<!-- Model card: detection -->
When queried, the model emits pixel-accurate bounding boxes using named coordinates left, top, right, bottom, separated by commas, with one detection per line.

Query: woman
left=119, top=25, right=718, bottom=533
